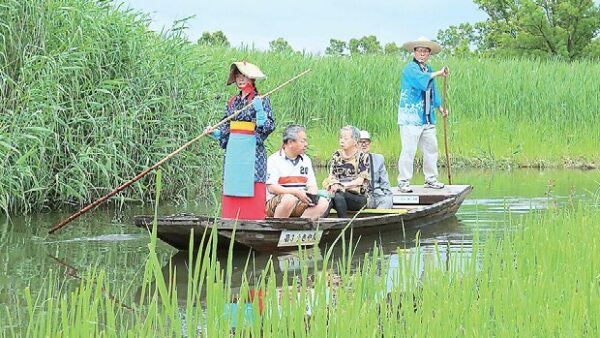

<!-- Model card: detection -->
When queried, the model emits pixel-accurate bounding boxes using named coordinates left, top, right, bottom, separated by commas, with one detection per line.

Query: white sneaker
left=424, top=180, right=445, bottom=189
left=398, top=181, right=413, bottom=193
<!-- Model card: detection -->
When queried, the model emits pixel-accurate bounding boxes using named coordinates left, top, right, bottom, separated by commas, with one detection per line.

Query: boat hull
left=134, top=185, right=473, bottom=252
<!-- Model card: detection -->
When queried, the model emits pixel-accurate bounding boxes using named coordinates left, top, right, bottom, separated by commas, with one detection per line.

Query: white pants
left=397, top=124, right=439, bottom=183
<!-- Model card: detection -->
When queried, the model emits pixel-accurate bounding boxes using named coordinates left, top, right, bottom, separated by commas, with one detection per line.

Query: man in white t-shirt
left=266, top=125, right=329, bottom=219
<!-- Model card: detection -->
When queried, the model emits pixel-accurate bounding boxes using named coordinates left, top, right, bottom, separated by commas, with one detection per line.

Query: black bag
left=305, top=193, right=320, bottom=205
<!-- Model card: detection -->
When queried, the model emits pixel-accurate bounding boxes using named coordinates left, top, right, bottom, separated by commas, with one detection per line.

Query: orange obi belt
left=230, top=121, right=256, bottom=135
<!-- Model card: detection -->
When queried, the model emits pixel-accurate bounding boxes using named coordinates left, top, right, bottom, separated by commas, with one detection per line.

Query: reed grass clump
left=0, top=0, right=225, bottom=215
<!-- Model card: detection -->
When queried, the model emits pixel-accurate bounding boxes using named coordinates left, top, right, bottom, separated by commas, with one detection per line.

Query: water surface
left=1, top=168, right=598, bottom=312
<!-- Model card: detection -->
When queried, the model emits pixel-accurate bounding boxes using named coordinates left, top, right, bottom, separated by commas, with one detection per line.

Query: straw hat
left=359, top=130, right=371, bottom=140
left=402, top=36, right=442, bottom=55
left=226, top=61, right=266, bottom=85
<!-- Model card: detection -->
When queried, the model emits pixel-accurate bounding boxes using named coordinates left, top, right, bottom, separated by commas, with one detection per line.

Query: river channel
left=1, top=168, right=599, bottom=311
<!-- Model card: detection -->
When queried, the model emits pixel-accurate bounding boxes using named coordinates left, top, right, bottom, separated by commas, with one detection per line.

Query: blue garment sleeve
left=253, top=97, right=267, bottom=127
left=404, top=63, right=432, bottom=92
left=210, top=129, right=222, bottom=140
left=256, top=97, right=275, bottom=141
left=217, top=103, right=231, bottom=149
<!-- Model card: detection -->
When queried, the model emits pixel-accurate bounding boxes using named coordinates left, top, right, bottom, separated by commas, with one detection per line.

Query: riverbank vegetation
left=3, top=177, right=599, bottom=336
left=0, top=0, right=226, bottom=214
left=204, top=48, right=600, bottom=169
left=2, top=0, right=598, bottom=214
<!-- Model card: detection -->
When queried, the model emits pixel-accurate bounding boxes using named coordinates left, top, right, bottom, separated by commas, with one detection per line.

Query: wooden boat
left=134, top=185, right=472, bottom=252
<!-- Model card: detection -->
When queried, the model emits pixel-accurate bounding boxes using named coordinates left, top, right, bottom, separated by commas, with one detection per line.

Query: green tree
left=268, top=37, right=294, bottom=53
left=325, top=39, right=348, bottom=56
left=473, top=0, right=600, bottom=60
left=582, top=36, right=600, bottom=59
left=197, top=31, right=230, bottom=47
left=437, top=23, right=478, bottom=56
left=349, top=35, right=383, bottom=55
left=383, top=42, right=401, bottom=55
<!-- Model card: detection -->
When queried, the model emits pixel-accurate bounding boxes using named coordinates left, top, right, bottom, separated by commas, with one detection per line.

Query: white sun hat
left=226, top=61, right=267, bottom=85
left=359, top=130, right=371, bottom=140
left=402, top=36, right=442, bottom=55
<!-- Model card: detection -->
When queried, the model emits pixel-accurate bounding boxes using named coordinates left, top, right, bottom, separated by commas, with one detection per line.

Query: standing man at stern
left=266, top=125, right=329, bottom=219
left=397, top=37, right=449, bottom=193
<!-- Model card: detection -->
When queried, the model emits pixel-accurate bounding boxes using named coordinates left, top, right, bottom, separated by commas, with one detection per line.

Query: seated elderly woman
left=323, top=125, right=371, bottom=218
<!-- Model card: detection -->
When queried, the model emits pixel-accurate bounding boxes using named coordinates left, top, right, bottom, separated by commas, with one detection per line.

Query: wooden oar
left=49, top=69, right=311, bottom=235
left=442, top=75, right=452, bottom=184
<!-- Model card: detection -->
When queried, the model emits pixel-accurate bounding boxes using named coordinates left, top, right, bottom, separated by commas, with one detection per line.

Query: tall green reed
left=206, top=49, right=600, bottom=137
left=2, top=0, right=597, bottom=334
left=0, top=0, right=225, bottom=215
left=205, top=48, right=600, bottom=168
left=3, top=0, right=597, bottom=215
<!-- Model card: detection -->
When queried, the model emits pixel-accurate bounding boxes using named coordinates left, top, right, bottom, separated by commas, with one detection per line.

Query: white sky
left=120, top=0, right=491, bottom=53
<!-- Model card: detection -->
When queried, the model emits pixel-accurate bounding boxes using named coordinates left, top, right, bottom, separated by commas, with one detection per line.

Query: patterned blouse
left=325, top=149, right=371, bottom=195
left=215, top=91, right=276, bottom=182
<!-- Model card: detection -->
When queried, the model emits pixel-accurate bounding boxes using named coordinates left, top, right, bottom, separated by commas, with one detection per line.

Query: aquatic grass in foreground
left=4, top=191, right=600, bottom=335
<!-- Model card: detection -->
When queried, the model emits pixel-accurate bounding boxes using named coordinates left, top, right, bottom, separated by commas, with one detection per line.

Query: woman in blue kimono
left=207, top=62, right=276, bottom=219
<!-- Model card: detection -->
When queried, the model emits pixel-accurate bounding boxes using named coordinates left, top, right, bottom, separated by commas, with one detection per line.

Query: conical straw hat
left=226, top=61, right=266, bottom=85
left=402, top=36, right=442, bottom=55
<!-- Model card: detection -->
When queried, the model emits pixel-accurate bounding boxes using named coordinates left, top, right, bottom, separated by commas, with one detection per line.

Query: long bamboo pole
left=49, top=69, right=311, bottom=234
left=442, top=75, right=452, bottom=185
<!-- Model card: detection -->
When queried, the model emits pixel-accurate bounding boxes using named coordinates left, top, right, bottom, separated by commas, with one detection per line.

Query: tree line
left=198, top=0, right=599, bottom=60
